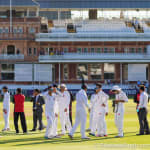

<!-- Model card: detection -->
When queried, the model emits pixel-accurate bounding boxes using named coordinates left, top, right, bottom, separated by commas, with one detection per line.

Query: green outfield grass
left=0, top=100, right=150, bottom=150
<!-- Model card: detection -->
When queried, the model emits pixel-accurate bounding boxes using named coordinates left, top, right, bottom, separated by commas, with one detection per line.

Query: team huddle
left=1, top=83, right=150, bottom=139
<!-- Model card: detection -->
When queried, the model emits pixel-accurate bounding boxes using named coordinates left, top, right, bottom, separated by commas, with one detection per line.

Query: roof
left=0, top=0, right=39, bottom=7
left=36, top=0, right=150, bottom=9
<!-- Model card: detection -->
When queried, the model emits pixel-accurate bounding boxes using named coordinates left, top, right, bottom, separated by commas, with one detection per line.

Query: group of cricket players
left=1, top=82, right=149, bottom=139
left=42, top=83, right=128, bottom=139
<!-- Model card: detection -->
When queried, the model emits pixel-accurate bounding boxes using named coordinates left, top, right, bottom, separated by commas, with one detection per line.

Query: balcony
left=39, top=52, right=150, bottom=63
left=0, top=54, right=24, bottom=60
left=36, top=32, right=150, bottom=42
left=0, top=33, right=35, bottom=40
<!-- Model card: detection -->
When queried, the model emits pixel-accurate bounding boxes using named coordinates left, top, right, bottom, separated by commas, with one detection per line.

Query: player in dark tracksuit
left=69, top=92, right=74, bottom=126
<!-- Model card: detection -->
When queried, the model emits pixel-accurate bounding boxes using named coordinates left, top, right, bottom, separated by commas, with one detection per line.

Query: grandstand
left=0, top=0, right=150, bottom=93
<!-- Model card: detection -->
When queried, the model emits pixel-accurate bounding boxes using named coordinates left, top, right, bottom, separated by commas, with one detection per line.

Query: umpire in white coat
left=2, top=86, right=10, bottom=131
left=69, top=84, right=90, bottom=139
left=111, top=85, right=128, bottom=138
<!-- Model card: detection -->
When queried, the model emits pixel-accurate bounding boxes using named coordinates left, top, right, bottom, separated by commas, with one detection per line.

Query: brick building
left=0, top=0, right=150, bottom=89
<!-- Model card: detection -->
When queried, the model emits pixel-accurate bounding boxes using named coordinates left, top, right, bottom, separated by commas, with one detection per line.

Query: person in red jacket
left=13, top=88, right=27, bottom=134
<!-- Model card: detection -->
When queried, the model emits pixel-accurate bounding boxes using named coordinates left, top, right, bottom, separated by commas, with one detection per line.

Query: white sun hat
left=112, top=85, right=121, bottom=91
left=60, top=84, right=66, bottom=88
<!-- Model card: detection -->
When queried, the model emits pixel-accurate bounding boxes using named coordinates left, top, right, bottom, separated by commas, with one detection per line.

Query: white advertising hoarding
left=128, top=64, right=147, bottom=81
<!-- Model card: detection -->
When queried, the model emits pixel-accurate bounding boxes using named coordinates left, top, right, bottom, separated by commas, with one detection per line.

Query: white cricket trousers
left=51, top=115, right=58, bottom=136
left=89, top=109, right=94, bottom=129
left=64, top=110, right=72, bottom=132
left=45, top=113, right=54, bottom=137
left=3, top=111, right=10, bottom=129
left=115, top=111, right=124, bottom=136
left=60, top=110, right=72, bottom=134
left=91, top=108, right=107, bottom=135
left=70, top=109, right=87, bottom=138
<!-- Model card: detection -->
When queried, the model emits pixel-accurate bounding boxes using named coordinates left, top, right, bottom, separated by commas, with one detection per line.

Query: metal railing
left=39, top=52, right=150, bottom=62
left=0, top=54, right=24, bottom=60
left=0, top=33, right=35, bottom=40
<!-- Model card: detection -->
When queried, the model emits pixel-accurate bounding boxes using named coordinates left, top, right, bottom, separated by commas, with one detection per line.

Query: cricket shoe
left=68, top=134, right=73, bottom=140
left=89, top=133, right=95, bottom=136
left=115, top=135, right=124, bottom=138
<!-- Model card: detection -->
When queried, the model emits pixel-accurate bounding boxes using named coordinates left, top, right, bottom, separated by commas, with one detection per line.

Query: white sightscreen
left=15, top=64, right=33, bottom=81
left=34, top=64, right=52, bottom=82
left=128, top=64, right=147, bottom=81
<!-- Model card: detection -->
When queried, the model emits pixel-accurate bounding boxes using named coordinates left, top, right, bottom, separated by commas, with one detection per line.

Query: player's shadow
left=0, top=131, right=138, bottom=146
left=0, top=131, right=44, bottom=136
left=9, top=132, right=138, bottom=146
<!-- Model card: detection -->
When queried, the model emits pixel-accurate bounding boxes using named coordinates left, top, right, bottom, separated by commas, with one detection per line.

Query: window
left=144, top=48, right=147, bottom=53
left=1, top=64, right=14, bottom=81
left=1, top=64, right=14, bottom=72
left=104, top=48, right=108, bottom=53
left=49, top=48, right=54, bottom=55
left=63, top=48, right=68, bottom=53
left=29, top=11, right=36, bottom=17
left=29, top=27, right=36, bottom=33
left=2, top=28, right=5, bottom=33
left=28, top=48, right=32, bottom=55
left=63, top=64, right=68, bottom=80
left=83, top=48, right=88, bottom=53
left=13, top=27, right=23, bottom=33
left=137, top=48, right=142, bottom=53
left=91, top=48, right=95, bottom=53
left=5, top=28, right=9, bottom=33
left=104, top=63, right=115, bottom=79
left=7, top=45, right=15, bottom=55
left=0, top=28, right=3, bottom=33
left=18, top=27, right=23, bottom=33
left=16, top=49, right=20, bottom=55
left=77, top=64, right=88, bottom=80
left=130, top=48, right=136, bottom=53
left=97, top=48, right=102, bottom=53
left=90, top=64, right=102, bottom=80
left=1, top=73, right=14, bottom=81
left=2, top=28, right=8, bottom=33
left=104, top=48, right=115, bottom=53
left=33, top=48, right=37, bottom=55
left=13, top=28, right=17, bottom=33
left=77, top=48, right=82, bottom=53
left=124, top=48, right=129, bottom=53
left=45, top=48, right=49, bottom=55
left=110, top=48, right=115, bottom=53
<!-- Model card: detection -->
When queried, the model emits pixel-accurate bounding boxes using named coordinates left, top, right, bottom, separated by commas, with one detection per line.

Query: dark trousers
left=69, top=109, right=73, bottom=126
left=138, top=108, right=150, bottom=134
left=14, top=112, right=27, bottom=133
left=33, top=110, right=43, bottom=130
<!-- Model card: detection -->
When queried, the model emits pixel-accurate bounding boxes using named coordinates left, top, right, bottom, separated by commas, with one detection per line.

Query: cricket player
left=111, top=85, right=128, bottom=138
left=69, top=84, right=90, bottom=139
left=87, top=89, right=97, bottom=132
left=51, top=84, right=59, bottom=137
left=57, top=84, right=72, bottom=135
left=44, top=88, right=56, bottom=139
left=2, top=86, right=10, bottom=131
left=42, top=84, right=59, bottom=137
left=89, top=84, right=109, bottom=137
